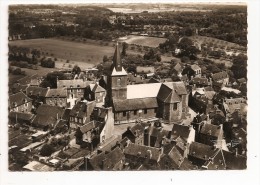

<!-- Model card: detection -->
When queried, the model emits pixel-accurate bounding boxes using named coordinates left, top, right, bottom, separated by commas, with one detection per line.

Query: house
left=9, top=92, right=32, bottom=113
left=69, top=101, right=96, bottom=129
left=189, top=88, right=209, bottom=114
left=75, top=107, right=114, bottom=151
left=45, top=87, right=67, bottom=108
left=144, top=121, right=171, bottom=148
left=190, top=77, right=211, bottom=88
left=9, top=112, right=35, bottom=125
left=202, top=148, right=246, bottom=170
left=124, top=143, right=163, bottom=170
left=190, top=64, right=201, bottom=77
left=57, top=79, right=93, bottom=108
left=85, top=147, right=124, bottom=170
left=106, top=43, right=189, bottom=124
left=197, top=123, right=224, bottom=147
left=182, top=64, right=201, bottom=79
left=159, top=145, right=185, bottom=170
left=211, top=71, right=229, bottom=86
left=171, top=62, right=183, bottom=77
left=84, top=83, right=106, bottom=107
left=122, top=123, right=145, bottom=145
left=223, top=97, right=247, bottom=116
left=32, top=104, right=64, bottom=131
left=170, top=124, right=195, bottom=144
left=188, top=142, right=219, bottom=167
left=26, top=86, right=48, bottom=107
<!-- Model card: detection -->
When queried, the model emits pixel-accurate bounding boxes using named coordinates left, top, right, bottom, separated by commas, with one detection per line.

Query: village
left=7, top=4, right=248, bottom=171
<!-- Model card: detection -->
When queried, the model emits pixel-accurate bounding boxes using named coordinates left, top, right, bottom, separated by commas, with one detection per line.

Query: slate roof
left=57, top=79, right=92, bottom=89
left=191, top=77, right=208, bottom=85
left=9, top=112, right=35, bottom=121
left=89, top=147, right=124, bottom=170
left=212, top=71, right=228, bottom=81
left=9, top=92, right=32, bottom=108
left=190, top=64, right=201, bottom=71
left=26, top=86, right=48, bottom=97
left=17, top=74, right=38, bottom=85
left=124, top=143, right=161, bottom=161
left=204, top=149, right=246, bottom=170
left=36, top=104, right=64, bottom=117
left=33, top=104, right=64, bottom=126
left=173, top=62, right=183, bottom=73
left=189, top=142, right=218, bottom=161
left=70, top=101, right=96, bottom=119
left=113, top=97, right=158, bottom=112
left=200, top=124, right=222, bottom=138
left=164, top=81, right=187, bottom=95
left=89, top=83, right=106, bottom=93
left=45, top=88, right=67, bottom=97
left=127, top=83, right=161, bottom=99
left=80, top=121, right=100, bottom=133
left=126, top=123, right=145, bottom=137
left=171, top=124, right=192, bottom=142
left=223, top=98, right=247, bottom=115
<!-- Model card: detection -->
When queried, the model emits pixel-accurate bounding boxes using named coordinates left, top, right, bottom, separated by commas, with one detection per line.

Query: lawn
left=119, top=35, right=167, bottom=48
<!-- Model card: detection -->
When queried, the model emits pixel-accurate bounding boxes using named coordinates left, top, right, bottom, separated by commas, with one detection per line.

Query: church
left=105, top=43, right=189, bottom=124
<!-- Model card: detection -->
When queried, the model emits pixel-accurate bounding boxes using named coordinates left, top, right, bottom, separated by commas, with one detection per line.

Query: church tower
left=106, top=43, right=128, bottom=106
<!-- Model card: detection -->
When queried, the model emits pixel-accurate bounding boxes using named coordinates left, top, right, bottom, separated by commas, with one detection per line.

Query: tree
left=178, top=37, right=199, bottom=59
left=40, top=144, right=55, bottom=157
left=72, top=65, right=81, bottom=75
left=230, top=54, right=247, bottom=79
left=103, top=55, right=109, bottom=63
left=12, top=67, right=22, bottom=75
left=121, top=42, right=128, bottom=57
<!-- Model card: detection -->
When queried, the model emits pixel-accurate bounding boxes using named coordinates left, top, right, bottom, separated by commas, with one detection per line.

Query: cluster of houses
left=8, top=44, right=247, bottom=171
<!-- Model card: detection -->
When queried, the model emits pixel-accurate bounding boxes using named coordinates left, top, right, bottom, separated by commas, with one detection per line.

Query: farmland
left=9, top=39, right=115, bottom=66
left=119, top=35, right=167, bottom=48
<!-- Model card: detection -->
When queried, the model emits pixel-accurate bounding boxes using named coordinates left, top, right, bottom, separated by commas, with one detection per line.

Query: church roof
left=112, top=43, right=123, bottom=72
left=127, top=83, right=162, bottom=99
left=113, top=97, right=158, bottom=112
left=111, top=67, right=127, bottom=76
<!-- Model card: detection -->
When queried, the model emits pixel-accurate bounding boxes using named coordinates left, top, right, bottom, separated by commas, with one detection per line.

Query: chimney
left=147, top=150, right=152, bottom=159
left=159, top=147, right=164, bottom=155
left=235, top=148, right=238, bottom=157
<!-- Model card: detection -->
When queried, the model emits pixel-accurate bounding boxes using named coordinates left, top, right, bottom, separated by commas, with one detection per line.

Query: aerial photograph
left=7, top=3, right=247, bottom=171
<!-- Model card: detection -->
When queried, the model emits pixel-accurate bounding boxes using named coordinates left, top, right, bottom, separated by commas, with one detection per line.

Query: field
left=9, top=38, right=116, bottom=67
left=189, top=35, right=246, bottom=50
left=119, top=35, right=167, bottom=48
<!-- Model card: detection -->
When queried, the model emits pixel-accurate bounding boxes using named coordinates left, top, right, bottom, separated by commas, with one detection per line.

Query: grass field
left=119, top=35, right=167, bottom=47
left=9, top=38, right=116, bottom=66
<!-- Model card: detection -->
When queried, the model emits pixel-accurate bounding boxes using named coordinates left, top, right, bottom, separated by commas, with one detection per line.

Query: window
left=75, top=118, right=78, bottom=122
left=117, top=78, right=121, bottom=86
left=173, top=103, right=178, bottom=110
left=123, top=111, right=126, bottom=117
left=134, top=110, right=137, bottom=115
left=144, top=109, right=147, bottom=114
left=79, top=119, right=82, bottom=124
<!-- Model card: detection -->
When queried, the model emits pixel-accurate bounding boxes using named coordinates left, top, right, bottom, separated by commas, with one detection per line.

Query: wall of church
left=114, top=108, right=157, bottom=124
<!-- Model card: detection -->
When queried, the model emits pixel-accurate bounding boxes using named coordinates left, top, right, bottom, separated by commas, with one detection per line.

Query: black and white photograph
left=0, top=0, right=260, bottom=184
